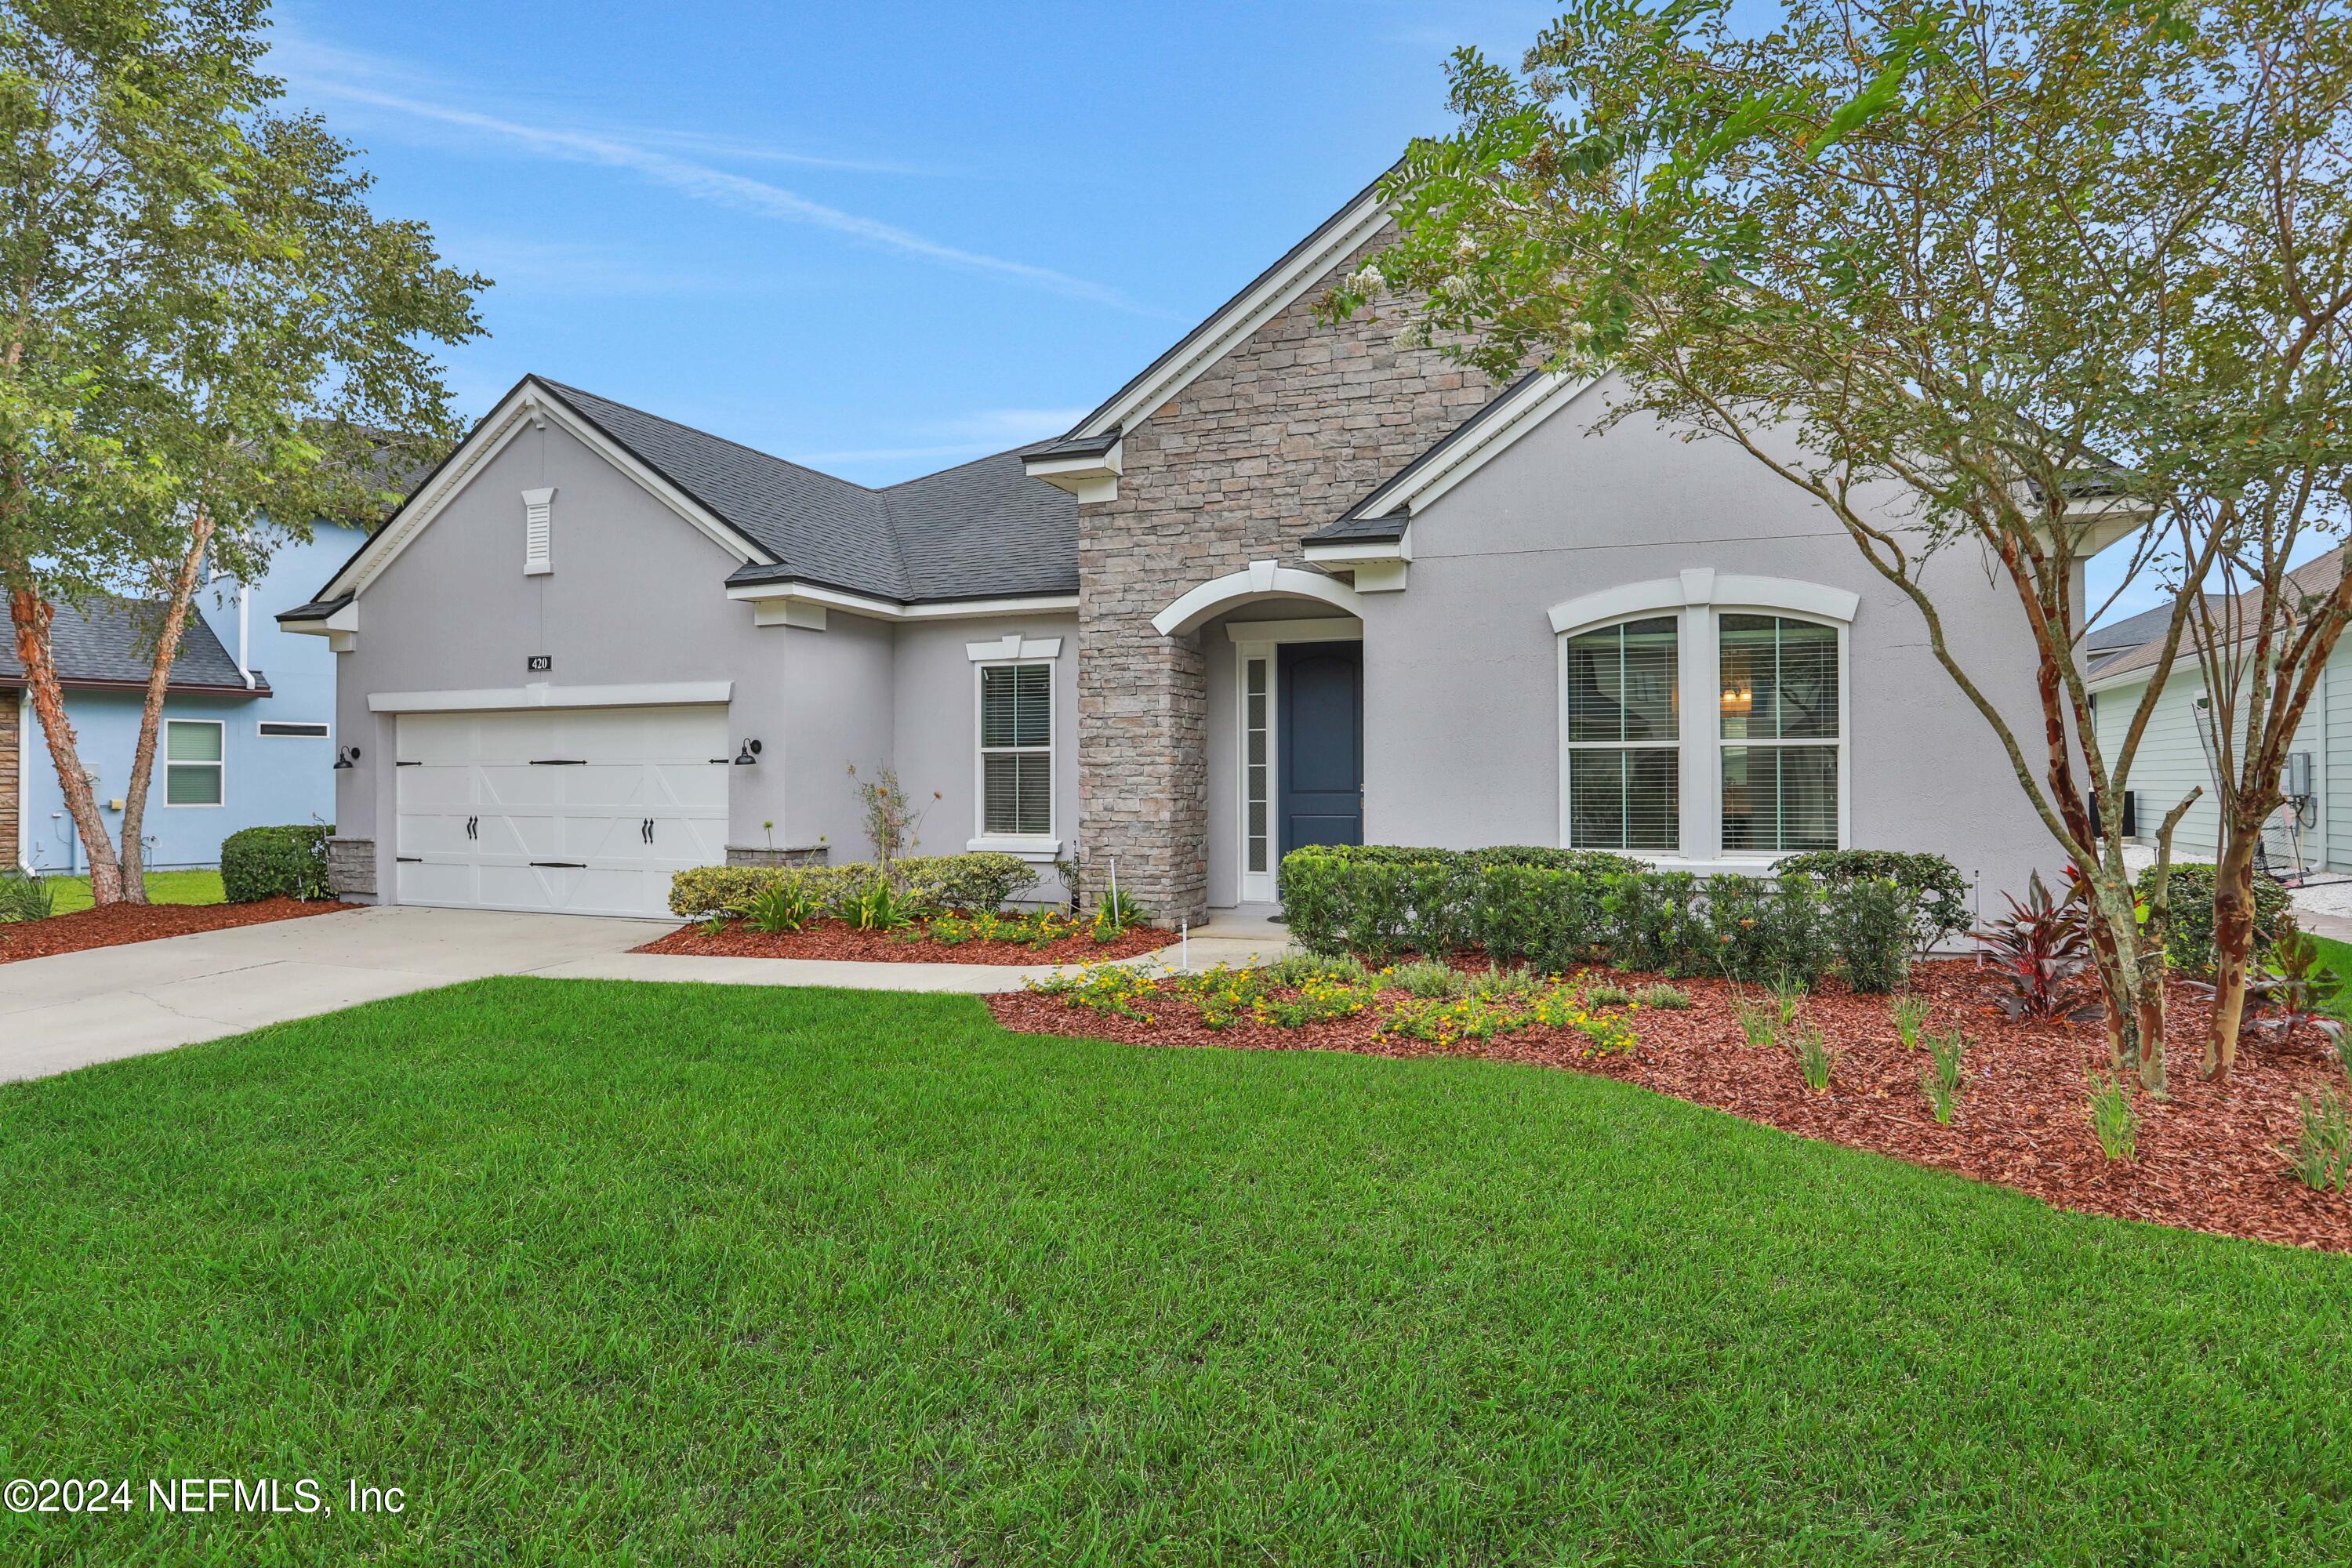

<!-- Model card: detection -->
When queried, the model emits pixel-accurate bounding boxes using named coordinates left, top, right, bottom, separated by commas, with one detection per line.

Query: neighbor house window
left=979, top=663, right=1051, bottom=837
left=257, top=720, right=329, bottom=739
left=1563, top=616, right=1680, bottom=851
left=1719, top=613, right=1838, bottom=852
left=165, top=719, right=224, bottom=807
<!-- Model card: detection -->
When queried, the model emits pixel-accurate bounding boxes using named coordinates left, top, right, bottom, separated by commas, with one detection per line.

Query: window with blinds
left=980, top=664, right=1052, bottom=837
left=165, top=719, right=224, bottom=807
left=1719, top=613, right=1838, bottom=852
left=1563, top=616, right=1679, bottom=851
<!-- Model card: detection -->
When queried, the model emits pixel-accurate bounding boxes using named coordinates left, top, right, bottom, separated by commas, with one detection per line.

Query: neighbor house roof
left=0, top=594, right=263, bottom=695
left=2089, top=549, right=2349, bottom=686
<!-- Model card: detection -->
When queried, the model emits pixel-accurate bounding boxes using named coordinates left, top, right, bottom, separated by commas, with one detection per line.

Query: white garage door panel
left=394, top=704, right=728, bottom=917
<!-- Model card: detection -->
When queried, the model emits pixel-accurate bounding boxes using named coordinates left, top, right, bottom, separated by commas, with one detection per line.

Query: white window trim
left=1553, top=574, right=1854, bottom=867
left=256, top=720, right=331, bottom=739
left=972, top=659, right=1056, bottom=851
left=1236, top=641, right=1280, bottom=903
left=162, top=718, right=226, bottom=809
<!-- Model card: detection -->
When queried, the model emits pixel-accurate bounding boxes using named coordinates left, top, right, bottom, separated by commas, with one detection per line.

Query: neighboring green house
left=2088, top=552, right=2343, bottom=876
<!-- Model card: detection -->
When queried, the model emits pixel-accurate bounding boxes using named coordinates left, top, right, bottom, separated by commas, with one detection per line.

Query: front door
left=1278, top=641, right=1363, bottom=855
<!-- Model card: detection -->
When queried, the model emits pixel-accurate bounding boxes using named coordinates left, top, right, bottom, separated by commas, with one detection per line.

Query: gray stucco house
left=285, top=172, right=2065, bottom=924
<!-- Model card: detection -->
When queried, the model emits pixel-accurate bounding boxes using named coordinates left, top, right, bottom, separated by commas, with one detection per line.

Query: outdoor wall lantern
left=734, top=739, right=764, bottom=766
left=333, top=746, right=361, bottom=770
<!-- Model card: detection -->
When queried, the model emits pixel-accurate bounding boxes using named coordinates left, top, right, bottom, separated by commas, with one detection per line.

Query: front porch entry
left=1232, top=623, right=1364, bottom=904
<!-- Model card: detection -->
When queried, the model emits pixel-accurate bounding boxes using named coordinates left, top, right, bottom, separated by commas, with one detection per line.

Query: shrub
left=1828, top=875, right=1911, bottom=993
left=1025, top=961, right=1157, bottom=1021
left=744, top=883, right=820, bottom=935
left=844, top=880, right=913, bottom=931
left=1733, top=992, right=1778, bottom=1049
left=2285, top=1083, right=2352, bottom=1192
left=1776, top=849, right=1972, bottom=953
left=1893, top=993, right=1932, bottom=1051
left=667, top=852, right=1033, bottom=920
left=1791, top=1024, right=1834, bottom=1092
left=2085, top=1073, right=2140, bottom=1161
left=2143, top=863, right=2295, bottom=979
left=1585, top=980, right=1635, bottom=1008
left=220, top=825, right=332, bottom=903
left=1265, top=953, right=1376, bottom=989
left=0, top=869, right=55, bottom=924
left=1391, top=958, right=1466, bottom=998
left=1923, top=1029, right=1966, bottom=1123
left=1976, top=871, right=2097, bottom=1019
left=1630, top=983, right=1691, bottom=1010
left=1277, top=846, right=1961, bottom=984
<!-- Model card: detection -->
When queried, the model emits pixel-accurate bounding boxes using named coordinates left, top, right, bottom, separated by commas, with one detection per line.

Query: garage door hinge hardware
left=530, top=861, right=586, bottom=869
left=529, top=758, right=587, bottom=766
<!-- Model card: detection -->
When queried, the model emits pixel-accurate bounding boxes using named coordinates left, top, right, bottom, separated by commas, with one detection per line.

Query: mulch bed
left=636, top=916, right=1172, bottom=966
left=988, top=959, right=2352, bottom=1254
left=0, top=896, right=353, bottom=965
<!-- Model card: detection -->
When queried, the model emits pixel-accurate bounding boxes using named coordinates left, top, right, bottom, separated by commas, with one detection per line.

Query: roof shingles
left=2, top=594, right=260, bottom=693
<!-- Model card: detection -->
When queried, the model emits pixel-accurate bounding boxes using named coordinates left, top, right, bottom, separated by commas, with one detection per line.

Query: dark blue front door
left=1279, top=641, right=1363, bottom=854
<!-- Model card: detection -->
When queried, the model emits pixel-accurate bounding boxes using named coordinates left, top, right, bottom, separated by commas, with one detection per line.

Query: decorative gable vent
left=521, top=487, right=556, bottom=575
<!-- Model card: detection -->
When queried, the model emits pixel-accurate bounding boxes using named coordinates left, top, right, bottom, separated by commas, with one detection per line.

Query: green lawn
left=2, top=981, right=2347, bottom=1565
left=40, top=867, right=223, bottom=914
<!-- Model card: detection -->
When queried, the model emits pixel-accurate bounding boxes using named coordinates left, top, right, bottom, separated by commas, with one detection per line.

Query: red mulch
left=635, top=916, right=1172, bottom=966
left=0, top=896, right=353, bottom=964
left=986, top=960, right=2352, bottom=1253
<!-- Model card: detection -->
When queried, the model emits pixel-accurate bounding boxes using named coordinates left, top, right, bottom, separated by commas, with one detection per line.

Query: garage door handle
left=530, top=861, right=586, bottom=869
left=396, top=855, right=421, bottom=863
left=466, top=815, right=477, bottom=840
left=641, top=818, right=654, bottom=843
left=395, top=760, right=420, bottom=767
left=529, top=758, right=587, bottom=766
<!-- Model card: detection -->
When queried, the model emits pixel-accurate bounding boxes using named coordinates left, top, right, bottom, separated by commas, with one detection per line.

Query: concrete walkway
left=0, top=905, right=1294, bottom=1083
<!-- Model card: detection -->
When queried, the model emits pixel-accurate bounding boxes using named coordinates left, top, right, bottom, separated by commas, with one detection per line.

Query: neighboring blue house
left=5, top=519, right=366, bottom=873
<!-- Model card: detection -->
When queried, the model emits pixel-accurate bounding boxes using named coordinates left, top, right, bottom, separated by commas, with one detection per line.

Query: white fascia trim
left=1024, top=441, right=1122, bottom=503
left=320, top=379, right=771, bottom=606
left=1301, top=534, right=1411, bottom=564
left=726, top=579, right=1080, bottom=624
left=1548, top=570, right=1861, bottom=637
left=1073, top=190, right=1392, bottom=440
left=2057, top=495, right=2157, bottom=557
left=2086, top=664, right=2158, bottom=696
left=967, top=634, right=1064, bottom=662
left=368, top=681, right=734, bottom=714
left=967, top=835, right=1062, bottom=862
left=1152, top=560, right=1365, bottom=637
left=1222, top=617, right=1363, bottom=644
left=1359, top=371, right=1600, bottom=523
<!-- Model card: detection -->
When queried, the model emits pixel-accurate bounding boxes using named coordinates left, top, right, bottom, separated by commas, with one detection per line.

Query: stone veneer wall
left=0, top=690, right=17, bottom=868
left=724, top=844, right=830, bottom=868
left=326, top=835, right=376, bottom=900
left=1077, top=228, right=1497, bottom=924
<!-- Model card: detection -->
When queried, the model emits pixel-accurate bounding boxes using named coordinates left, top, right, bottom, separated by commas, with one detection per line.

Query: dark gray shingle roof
left=1, top=594, right=261, bottom=693
left=539, top=379, right=1074, bottom=604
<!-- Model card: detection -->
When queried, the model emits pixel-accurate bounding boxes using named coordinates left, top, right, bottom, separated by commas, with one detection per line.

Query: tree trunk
left=6, top=584, right=124, bottom=900
left=2078, top=860, right=2151, bottom=1079
left=115, top=510, right=214, bottom=906
left=2204, top=826, right=2265, bottom=1084
left=2138, top=788, right=2202, bottom=1098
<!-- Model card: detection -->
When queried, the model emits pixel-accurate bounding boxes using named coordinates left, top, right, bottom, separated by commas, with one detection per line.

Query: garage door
left=394, top=705, right=729, bottom=917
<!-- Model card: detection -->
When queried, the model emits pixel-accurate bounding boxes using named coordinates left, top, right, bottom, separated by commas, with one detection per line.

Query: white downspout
left=236, top=582, right=254, bottom=689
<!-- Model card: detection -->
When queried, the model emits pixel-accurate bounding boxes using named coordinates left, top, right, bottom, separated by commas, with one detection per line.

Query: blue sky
left=269, top=0, right=2185, bottom=622
left=269, top=1, right=1566, bottom=485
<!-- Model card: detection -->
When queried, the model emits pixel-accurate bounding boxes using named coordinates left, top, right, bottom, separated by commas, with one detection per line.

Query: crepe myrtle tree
left=0, top=0, right=481, bottom=903
left=1325, top=0, right=2352, bottom=1091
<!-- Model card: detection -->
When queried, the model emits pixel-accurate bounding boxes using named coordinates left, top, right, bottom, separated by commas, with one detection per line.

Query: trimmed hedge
left=1773, top=849, right=1973, bottom=953
left=2136, top=862, right=2296, bottom=978
left=669, top=852, right=1036, bottom=920
left=1280, top=844, right=1967, bottom=990
left=220, top=825, right=333, bottom=903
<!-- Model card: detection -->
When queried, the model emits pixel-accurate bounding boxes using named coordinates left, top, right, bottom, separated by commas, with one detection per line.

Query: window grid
left=1719, top=614, right=1838, bottom=853
left=1562, top=616, right=1680, bottom=851
left=164, top=720, right=224, bottom=808
left=979, top=664, right=1051, bottom=838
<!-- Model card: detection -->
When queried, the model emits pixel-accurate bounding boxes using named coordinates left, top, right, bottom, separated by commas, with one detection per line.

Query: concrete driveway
left=0, top=906, right=655, bottom=1083
left=0, top=905, right=1276, bottom=1084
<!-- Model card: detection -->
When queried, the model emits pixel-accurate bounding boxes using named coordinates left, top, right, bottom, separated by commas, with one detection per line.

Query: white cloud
left=270, top=33, right=1163, bottom=315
